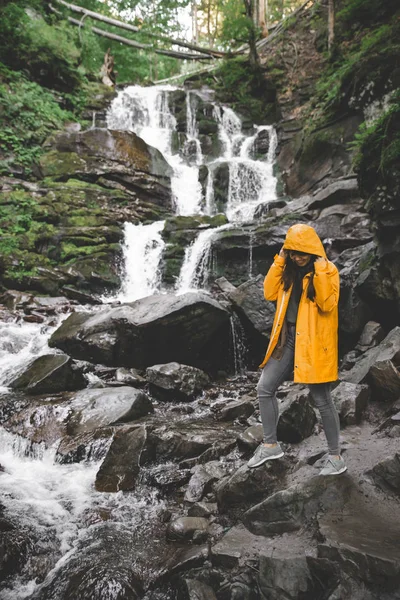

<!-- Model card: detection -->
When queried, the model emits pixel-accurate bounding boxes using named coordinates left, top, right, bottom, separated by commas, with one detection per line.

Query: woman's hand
left=279, top=246, right=287, bottom=258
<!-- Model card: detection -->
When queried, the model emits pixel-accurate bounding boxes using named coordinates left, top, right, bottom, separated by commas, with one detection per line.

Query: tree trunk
left=259, top=0, right=268, bottom=37
left=192, top=0, right=199, bottom=44
left=53, top=0, right=229, bottom=57
left=243, top=0, right=260, bottom=67
left=50, top=8, right=213, bottom=60
left=328, top=0, right=335, bottom=53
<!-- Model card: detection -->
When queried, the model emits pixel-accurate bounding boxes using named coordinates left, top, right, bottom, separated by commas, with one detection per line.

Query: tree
left=328, top=0, right=335, bottom=54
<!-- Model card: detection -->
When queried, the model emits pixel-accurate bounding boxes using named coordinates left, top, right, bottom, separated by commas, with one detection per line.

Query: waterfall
left=106, top=85, right=278, bottom=298
left=113, top=221, right=165, bottom=303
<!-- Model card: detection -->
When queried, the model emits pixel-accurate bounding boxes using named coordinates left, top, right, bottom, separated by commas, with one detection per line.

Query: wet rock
left=159, top=545, right=209, bottom=579
left=212, top=162, right=230, bottom=210
left=67, top=387, right=154, bottom=436
left=237, top=424, right=263, bottom=451
left=243, top=475, right=351, bottom=536
left=9, top=353, right=87, bottom=395
left=95, top=425, right=146, bottom=492
left=178, top=579, right=217, bottom=600
left=30, top=524, right=144, bottom=600
left=259, top=554, right=341, bottom=600
left=40, top=129, right=173, bottom=208
left=147, top=464, right=191, bottom=492
left=146, top=362, right=210, bottom=402
left=184, top=462, right=226, bottom=503
left=187, top=502, right=218, bottom=518
left=331, top=382, right=370, bottom=425
left=366, top=454, right=400, bottom=495
left=149, top=422, right=240, bottom=463
left=215, top=460, right=288, bottom=511
left=61, top=286, right=102, bottom=305
left=56, top=427, right=114, bottom=464
left=214, top=398, right=254, bottom=422
left=228, top=276, right=275, bottom=355
left=115, top=367, right=146, bottom=387
left=166, top=517, right=209, bottom=542
left=356, top=321, right=386, bottom=353
left=318, top=498, right=400, bottom=594
left=277, top=387, right=316, bottom=443
left=343, top=327, right=400, bottom=400
left=49, top=292, right=231, bottom=373
left=210, top=524, right=275, bottom=568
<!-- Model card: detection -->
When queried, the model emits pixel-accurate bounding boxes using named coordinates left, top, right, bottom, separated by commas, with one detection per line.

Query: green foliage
left=203, top=57, right=277, bottom=123
left=0, top=4, right=83, bottom=90
left=312, top=13, right=400, bottom=121
left=351, top=89, right=400, bottom=175
left=0, top=66, right=76, bottom=174
left=337, top=0, right=399, bottom=27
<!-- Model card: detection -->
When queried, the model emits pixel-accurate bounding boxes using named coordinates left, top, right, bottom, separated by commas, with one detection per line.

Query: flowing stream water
left=0, top=83, right=278, bottom=599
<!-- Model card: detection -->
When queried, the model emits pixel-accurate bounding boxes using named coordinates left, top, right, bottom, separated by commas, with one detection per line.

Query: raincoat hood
left=283, top=224, right=326, bottom=258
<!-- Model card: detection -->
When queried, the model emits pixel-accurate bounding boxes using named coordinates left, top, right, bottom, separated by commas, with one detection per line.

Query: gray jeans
left=257, top=323, right=340, bottom=454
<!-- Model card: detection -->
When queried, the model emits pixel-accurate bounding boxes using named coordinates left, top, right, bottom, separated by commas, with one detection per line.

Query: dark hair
left=282, top=255, right=317, bottom=301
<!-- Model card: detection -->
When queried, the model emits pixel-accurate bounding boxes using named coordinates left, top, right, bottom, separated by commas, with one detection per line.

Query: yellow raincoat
left=259, top=224, right=339, bottom=383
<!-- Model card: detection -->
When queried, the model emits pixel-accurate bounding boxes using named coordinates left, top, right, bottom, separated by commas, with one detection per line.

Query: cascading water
left=112, top=220, right=166, bottom=303
left=106, top=85, right=278, bottom=299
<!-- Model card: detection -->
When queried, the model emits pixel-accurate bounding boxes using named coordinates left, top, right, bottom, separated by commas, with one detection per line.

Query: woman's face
left=288, top=250, right=312, bottom=267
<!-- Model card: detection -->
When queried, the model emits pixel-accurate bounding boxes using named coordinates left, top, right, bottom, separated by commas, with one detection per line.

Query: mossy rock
left=39, top=151, right=87, bottom=178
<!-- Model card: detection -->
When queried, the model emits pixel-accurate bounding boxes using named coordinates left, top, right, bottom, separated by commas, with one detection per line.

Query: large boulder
left=331, top=381, right=370, bottom=425
left=39, top=129, right=173, bottom=208
left=227, top=275, right=275, bottom=362
left=343, top=327, right=400, bottom=400
left=277, top=387, right=317, bottom=443
left=243, top=475, right=351, bottom=536
left=49, top=292, right=231, bottom=373
left=146, top=362, right=210, bottom=402
left=67, top=387, right=153, bottom=436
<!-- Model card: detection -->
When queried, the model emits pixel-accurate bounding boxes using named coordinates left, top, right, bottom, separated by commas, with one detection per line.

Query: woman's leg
left=308, top=383, right=340, bottom=455
left=257, top=328, right=295, bottom=443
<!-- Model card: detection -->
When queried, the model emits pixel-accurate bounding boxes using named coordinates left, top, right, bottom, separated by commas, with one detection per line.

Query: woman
left=248, top=223, right=346, bottom=476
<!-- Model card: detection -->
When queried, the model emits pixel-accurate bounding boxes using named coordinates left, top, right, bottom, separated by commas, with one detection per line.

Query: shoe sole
left=248, top=451, right=284, bottom=468
left=320, top=465, right=347, bottom=476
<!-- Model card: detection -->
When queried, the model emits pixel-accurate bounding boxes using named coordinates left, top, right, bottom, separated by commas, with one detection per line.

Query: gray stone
left=331, top=382, right=370, bottom=425
left=67, top=387, right=154, bottom=436
left=215, top=459, right=287, bottom=511
left=95, top=425, right=146, bottom=492
left=259, top=555, right=341, bottom=600
left=166, top=517, right=209, bottom=542
left=228, top=276, right=275, bottom=339
left=343, top=327, right=400, bottom=396
left=214, top=398, right=254, bottom=422
left=366, top=454, right=400, bottom=495
left=237, top=424, right=263, bottom=451
left=243, top=475, right=351, bottom=536
left=184, top=462, right=226, bottom=503
left=277, top=387, right=317, bottom=443
left=187, top=502, right=217, bottom=518
left=179, top=579, right=217, bottom=600
left=149, top=421, right=240, bottom=463
left=49, top=292, right=230, bottom=373
left=9, top=354, right=86, bottom=395
left=211, top=524, right=274, bottom=568
left=146, top=362, right=210, bottom=401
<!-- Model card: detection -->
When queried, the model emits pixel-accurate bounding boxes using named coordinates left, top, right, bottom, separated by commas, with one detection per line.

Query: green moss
left=60, top=242, right=119, bottom=261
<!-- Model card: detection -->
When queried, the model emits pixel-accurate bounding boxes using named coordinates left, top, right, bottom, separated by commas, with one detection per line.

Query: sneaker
left=319, top=455, right=347, bottom=476
left=247, top=443, right=284, bottom=468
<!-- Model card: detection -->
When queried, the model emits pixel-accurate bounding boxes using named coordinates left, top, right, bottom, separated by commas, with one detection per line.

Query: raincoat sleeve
left=264, top=254, right=285, bottom=301
left=313, top=259, right=340, bottom=312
